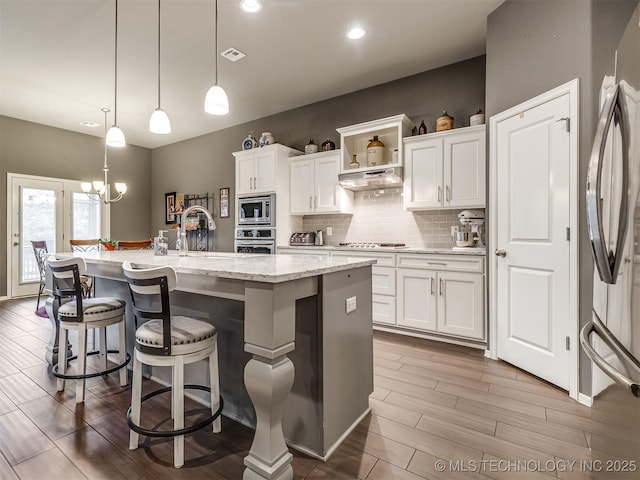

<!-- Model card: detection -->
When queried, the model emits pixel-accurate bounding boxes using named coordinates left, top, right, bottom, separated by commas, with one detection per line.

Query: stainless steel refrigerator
left=582, top=3, right=640, bottom=477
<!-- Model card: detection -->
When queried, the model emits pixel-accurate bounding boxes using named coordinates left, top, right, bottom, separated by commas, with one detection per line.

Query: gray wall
left=486, top=0, right=638, bottom=395
left=0, top=115, right=152, bottom=296
left=151, top=55, right=487, bottom=248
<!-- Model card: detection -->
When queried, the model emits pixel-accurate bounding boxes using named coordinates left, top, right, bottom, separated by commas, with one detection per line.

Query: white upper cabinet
left=234, top=144, right=301, bottom=196
left=336, top=114, right=415, bottom=173
left=290, top=151, right=353, bottom=215
left=404, top=125, right=486, bottom=210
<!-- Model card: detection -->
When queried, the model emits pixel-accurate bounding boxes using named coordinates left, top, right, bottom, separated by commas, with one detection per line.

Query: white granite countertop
left=278, top=245, right=487, bottom=256
left=61, top=250, right=376, bottom=284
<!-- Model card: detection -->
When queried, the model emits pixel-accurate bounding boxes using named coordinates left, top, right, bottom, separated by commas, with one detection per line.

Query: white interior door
left=495, top=92, right=572, bottom=390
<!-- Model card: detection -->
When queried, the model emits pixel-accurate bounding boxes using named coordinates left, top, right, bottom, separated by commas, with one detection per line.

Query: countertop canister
left=436, top=111, right=454, bottom=132
left=470, top=109, right=485, bottom=126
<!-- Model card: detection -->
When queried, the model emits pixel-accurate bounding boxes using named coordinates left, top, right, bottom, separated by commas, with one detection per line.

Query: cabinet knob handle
left=495, top=249, right=507, bottom=257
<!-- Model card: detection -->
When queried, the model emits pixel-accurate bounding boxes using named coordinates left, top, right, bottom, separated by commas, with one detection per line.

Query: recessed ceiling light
left=240, top=0, right=262, bottom=13
left=80, top=120, right=100, bottom=128
left=347, top=27, right=366, bottom=40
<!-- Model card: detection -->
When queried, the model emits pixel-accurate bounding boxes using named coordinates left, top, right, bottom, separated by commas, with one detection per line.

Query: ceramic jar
left=366, top=135, right=385, bottom=167
left=470, top=109, right=485, bottom=126
left=436, top=111, right=454, bottom=132
left=305, top=139, right=318, bottom=154
left=259, top=132, right=274, bottom=147
left=321, top=138, right=336, bottom=151
left=242, top=132, right=258, bottom=150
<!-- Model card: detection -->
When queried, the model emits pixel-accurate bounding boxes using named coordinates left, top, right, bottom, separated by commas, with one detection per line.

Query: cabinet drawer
left=397, top=254, right=484, bottom=273
left=372, top=294, right=396, bottom=326
left=372, top=266, right=396, bottom=295
left=331, top=251, right=396, bottom=266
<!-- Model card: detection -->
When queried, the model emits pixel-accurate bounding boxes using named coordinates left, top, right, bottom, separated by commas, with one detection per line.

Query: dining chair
left=117, top=239, right=153, bottom=250
left=30, top=240, right=48, bottom=312
left=122, top=260, right=222, bottom=468
left=69, top=238, right=100, bottom=252
left=69, top=239, right=98, bottom=297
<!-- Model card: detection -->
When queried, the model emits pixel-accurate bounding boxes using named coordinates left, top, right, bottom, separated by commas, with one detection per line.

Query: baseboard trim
left=578, top=392, right=593, bottom=407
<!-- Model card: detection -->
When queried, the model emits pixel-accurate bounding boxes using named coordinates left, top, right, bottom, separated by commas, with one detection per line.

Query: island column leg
left=242, top=281, right=301, bottom=480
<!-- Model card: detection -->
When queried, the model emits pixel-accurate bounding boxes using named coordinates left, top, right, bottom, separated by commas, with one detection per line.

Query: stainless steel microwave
left=237, top=193, right=275, bottom=226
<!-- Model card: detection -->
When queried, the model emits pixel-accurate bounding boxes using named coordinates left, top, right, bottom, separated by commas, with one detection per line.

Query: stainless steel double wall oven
left=235, top=193, right=276, bottom=254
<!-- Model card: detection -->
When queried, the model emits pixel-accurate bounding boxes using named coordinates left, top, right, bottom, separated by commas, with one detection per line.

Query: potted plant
left=99, top=238, right=117, bottom=251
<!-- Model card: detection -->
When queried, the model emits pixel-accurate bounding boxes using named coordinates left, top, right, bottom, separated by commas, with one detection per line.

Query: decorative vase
left=259, top=132, right=274, bottom=147
left=305, top=139, right=318, bottom=154
left=242, top=132, right=258, bottom=150
left=436, top=111, right=454, bottom=132
left=321, top=138, right=336, bottom=151
left=350, top=154, right=359, bottom=168
left=366, top=135, right=385, bottom=167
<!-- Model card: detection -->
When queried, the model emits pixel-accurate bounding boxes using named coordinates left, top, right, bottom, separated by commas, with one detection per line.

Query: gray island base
left=45, top=251, right=374, bottom=480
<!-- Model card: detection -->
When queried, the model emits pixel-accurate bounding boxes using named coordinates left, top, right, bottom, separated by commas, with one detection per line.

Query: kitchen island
left=45, top=250, right=375, bottom=480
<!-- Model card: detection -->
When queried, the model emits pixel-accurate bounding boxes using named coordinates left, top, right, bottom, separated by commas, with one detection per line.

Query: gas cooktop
left=338, top=242, right=407, bottom=249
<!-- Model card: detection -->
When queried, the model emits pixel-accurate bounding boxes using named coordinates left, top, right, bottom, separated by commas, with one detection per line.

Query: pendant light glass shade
left=204, top=85, right=229, bottom=115
left=149, top=108, right=171, bottom=134
left=106, top=125, right=126, bottom=147
left=150, top=0, right=171, bottom=134
left=109, top=0, right=126, bottom=147
left=204, top=0, right=229, bottom=116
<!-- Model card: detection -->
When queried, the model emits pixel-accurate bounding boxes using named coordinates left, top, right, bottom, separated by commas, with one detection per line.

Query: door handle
left=309, top=196, right=312, bottom=209
left=439, top=278, right=444, bottom=296
left=446, top=185, right=450, bottom=202
left=437, top=186, right=442, bottom=203
left=13, top=242, right=19, bottom=246
left=586, top=82, right=629, bottom=285
left=495, top=249, right=507, bottom=257
left=430, top=277, right=434, bottom=295
left=580, top=311, right=640, bottom=397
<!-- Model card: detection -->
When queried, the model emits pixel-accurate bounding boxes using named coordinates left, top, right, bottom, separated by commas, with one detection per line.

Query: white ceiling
left=0, top=0, right=503, bottom=149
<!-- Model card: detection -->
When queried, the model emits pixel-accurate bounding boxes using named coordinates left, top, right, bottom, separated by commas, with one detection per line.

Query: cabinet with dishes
left=404, top=125, right=486, bottom=210
left=336, top=114, right=415, bottom=173
left=289, top=150, right=353, bottom=215
left=233, top=143, right=301, bottom=196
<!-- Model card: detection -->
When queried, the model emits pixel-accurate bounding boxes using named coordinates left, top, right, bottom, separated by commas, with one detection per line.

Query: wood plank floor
left=0, top=298, right=593, bottom=479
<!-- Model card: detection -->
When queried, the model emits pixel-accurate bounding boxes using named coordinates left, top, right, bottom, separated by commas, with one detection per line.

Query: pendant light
left=149, top=0, right=171, bottom=134
left=204, top=0, right=229, bottom=115
left=106, top=0, right=126, bottom=147
left=81, top=108, right=127, bottom=204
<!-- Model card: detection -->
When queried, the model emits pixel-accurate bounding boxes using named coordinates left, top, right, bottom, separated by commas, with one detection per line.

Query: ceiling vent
left=80, top=121, right=100, bottom=128
left=221, top=47, right=246, bottom=62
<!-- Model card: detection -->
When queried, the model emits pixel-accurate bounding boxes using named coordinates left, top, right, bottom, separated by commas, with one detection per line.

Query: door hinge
left=566, top=336, right=570, bottom=350
left=557, top=117, right=570, bottom=132
left=566, top=227, right=570, bottom=241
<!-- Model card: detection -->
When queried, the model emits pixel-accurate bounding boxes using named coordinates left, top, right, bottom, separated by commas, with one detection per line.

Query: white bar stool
left=48, top=256, right=129, bottom=403
left=122, top=261, right=222, bottom=468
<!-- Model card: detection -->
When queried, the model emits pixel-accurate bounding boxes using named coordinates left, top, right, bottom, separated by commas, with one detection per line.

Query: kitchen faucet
left=177, top=205, right=216, bottom=256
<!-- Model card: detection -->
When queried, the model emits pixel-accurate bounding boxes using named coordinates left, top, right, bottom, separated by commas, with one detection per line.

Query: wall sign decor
left=165, top=192, right=176, bottom=224
left=220, top=187, right=230, bottom=218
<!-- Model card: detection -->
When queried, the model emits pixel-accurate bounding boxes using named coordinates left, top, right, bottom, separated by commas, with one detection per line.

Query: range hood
left=338, top=166, right=404, bottom=191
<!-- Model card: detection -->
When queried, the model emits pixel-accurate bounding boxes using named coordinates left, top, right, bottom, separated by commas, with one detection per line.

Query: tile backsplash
left=300, top=188, right=485, bottom=249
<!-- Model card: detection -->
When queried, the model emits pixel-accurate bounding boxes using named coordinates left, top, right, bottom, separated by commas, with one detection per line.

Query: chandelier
left=81, top=108, right=127, bottom=204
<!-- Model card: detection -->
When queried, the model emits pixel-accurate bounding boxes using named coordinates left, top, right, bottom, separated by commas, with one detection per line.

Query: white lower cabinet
left=397, top=268, right=484, bottom=339
left=397, top=254, right=485, bottom=340
left=280, top=248, right=485, bottom=343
